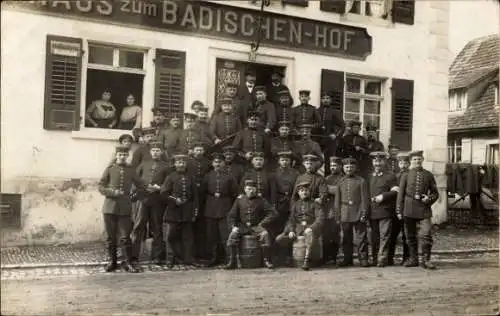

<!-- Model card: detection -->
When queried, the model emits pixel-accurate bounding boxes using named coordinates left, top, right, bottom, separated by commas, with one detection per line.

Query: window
left=486, top=143, right=499, bottom=165
left=344, top=76, right=383, bottom=134
left=84, top=44, right=146, bottom=130
left=346, top=0, right=387, bottom=17
left=448, top=89, right=467, bottom=112
left=448, top=138, right=462, bottom=163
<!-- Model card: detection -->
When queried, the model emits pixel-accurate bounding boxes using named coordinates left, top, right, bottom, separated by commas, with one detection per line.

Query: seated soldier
left=276, top=181, right=324, bottom=270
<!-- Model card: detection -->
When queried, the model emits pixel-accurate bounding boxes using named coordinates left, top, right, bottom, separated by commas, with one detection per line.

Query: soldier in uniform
left=252, top=86, right=277, bottom=134
left=202, top=152, right=239, bottom=267
left=317, top=91, right=345, bottom=176
left=131, top=127, right=156, bottom=168
left=276, top=180, right=324, bottom=270
left=368, top=152, right=399, bottom=267
left=150, top=108, right=168, bottom=138
left=396, top=150, right=439, bottom=270
left=240, top=152, right=277, bottom=205
left=179, top=113, right=212, bottom=155
left=323, top=156, right=344, bottom=265
left=212, top=83, right=243, bottom=120
left=292, top=154, right=327, bottom=206
left=334, top=157, right=370, bottom=267
left=294, top=124, right=323, bottom=172
left=210, top=98, right=242, bottom=144
left=225, top=179, right=278, bottom=270
left=158, top=114, right=183, bottom=158
left=108, top=134, right=135, bottom=166
left=130, top=142, right=172, bottom=265
left=386, top=144, right=401, bottom=175
left=196, top=107, right=215, bottom=144
left=98, top=145, right=146, bottom=273
left=161, top=154, right=199, bottom=268
left=366, top=124, right=385, bottom=153
left=340, top=120, right=369, bottom=178
left=222, top=145, right=246, bottom=184
left=238, top=70, right=257, bottom=115
left=274, top=89, right=294, bottom=129
left=388, top=151, right=410, bottom=265
left=190, top=100, right=205, bottom=116
left=267, top=68, right=290, bottom=107
left=270, top=120, right=297, bottom=171
left=292, top=90, right=321, bottom=128
left=232, top=112, right=270, bottom=162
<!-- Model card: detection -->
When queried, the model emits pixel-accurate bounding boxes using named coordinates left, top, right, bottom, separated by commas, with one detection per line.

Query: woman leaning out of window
left=119, top=94, right=142, bottom=130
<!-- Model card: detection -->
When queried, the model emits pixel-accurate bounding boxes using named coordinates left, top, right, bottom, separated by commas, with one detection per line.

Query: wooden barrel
left=292, top=236, right=323, bottom=267
left=239, top=235, right=262, bottom=268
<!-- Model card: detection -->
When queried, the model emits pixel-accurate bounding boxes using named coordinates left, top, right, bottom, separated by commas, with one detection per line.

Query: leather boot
left=359, top=253, right=370, bottom=268
left=224, top=246, right=237, bottom=270
left=123, top=246, right=139, bottom=273
left=404, top=244, right=419, bottom=267
left=330, top=244, right=338, bottom=266
left=262, top=247, right=274, bottom=269
left=302, top=257, right=310, bottom=271
left=105, top=245, right=118, bottom=272
left=207, top=247, right=219, bottom=267
left=401, top=243, right=410, bottom=266
left=420, top=244, right=436, bottom=270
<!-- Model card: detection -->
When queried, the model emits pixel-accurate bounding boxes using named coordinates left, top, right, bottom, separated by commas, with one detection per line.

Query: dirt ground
left=1, top=255, right=499, bottom=316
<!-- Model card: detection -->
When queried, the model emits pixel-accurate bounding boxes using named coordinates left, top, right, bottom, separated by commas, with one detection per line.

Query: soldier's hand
left=304, top=227, right=313, bottom=234
left=245, top=152, right=253, bottom=160
left=396, top=213, right=403, bottom=220
left=237, top=194, right=243, bottom=199
left=231, top=226, right=239, bottom=234
left=374, top=195, right=383, bottom=203
left=314, top=198, right=322, bottom=204
left=264, top=128, right=271, bottom=134
left=360, top=214, right=367, bottom=223
left=329, top=134, right=336, bottom=140
left=288, top=232, right=296, bottom=239
left=421, top=194, right=430, bottom=203
left=214, top=138, right=222, bottom=144
left=355, top=146, right=361, bottom=151
left=175, top=198, right=183, bottom=205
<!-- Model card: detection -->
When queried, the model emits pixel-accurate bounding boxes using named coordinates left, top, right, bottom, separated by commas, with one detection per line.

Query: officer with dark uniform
left=196, top=107, right=215, bottom=144
left=317, top=91, right=345, bottom=176
left=274, top=89, right=294, bottom=129
left=98, top=145, right=146, bottom=273
left=212, top=82, right=242, bottom=119
left=131, top=127, right=156, bottom=168
left=150, top=108, right=168, bottom=139
left=210, top=98, right=242, bottom=143
left=368, top=151, right=399, bottom=267
left=334, top=157, right=370, bottom=267
left=292, top=154, right=327, bottom=205
left=386, top=144, right=401, bottom=174
left=252, top=85, right=277, bottom=134
left=323, top=156, right=344, bottom=265
left=131, top=141, right=172, bottom=265
left=240, top=152, right=277, bottom=205
left=222, top=145, right=246, bottom=185
left=292, top=90, right=321, bottom=128
left=340, top=120, right=369, bottom=178
left=179, top=113, right=212, bottom=155
left=270, top=120, right=298, bottom=171
left=202, top=152, right=239, bottom=266
left=388, top=151, right=410, bottom=265
left=238, top=69, right=257, bottom=115
left=161, top=154, right=199, bottom=268
left=225, top=179, right=278, bottom=269
left=396, top=150, right=439, bottom=270
left=267, top=68, right=290, bottom=107
left=232, top=111, right=270, bottom=162
left=294, top=124, right=323, bottom=171
left=159, top=114, right=183, bottom=158
left=276, top=180, right=324, bottom=270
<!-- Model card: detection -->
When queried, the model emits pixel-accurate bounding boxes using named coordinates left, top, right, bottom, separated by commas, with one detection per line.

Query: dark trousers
left=103, top=214, right=133, bottom=263
left=322, top=218, right=341, bottom=261
left=388, top=218, right=409, bottom=263
left=404, top=217, right=433, bottom=254
left=341, top=221, right=368, bottom=262
left=130, top=201, right=165, bottom=261
left=205, top=217, right=229, bottom=255
left=194, top=187, right=207, bottom=259
left=370, top=218, right=392, bottom=264
left=165, top=222, right=195, bottom=264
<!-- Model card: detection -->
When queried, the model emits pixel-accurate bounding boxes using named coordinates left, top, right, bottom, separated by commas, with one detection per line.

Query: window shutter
left=43, top=35, right=83, bottom=131
left=321, top=69, right=345, bottom=116
left=282, top=0, right=308, bottom=7
left=392, top=0, right=415, bottom=25
left=154, top=49, right=186, bottom=125
left=320, top=0, right=346, bottom=14
left=391, top=78, right=414, bottom=150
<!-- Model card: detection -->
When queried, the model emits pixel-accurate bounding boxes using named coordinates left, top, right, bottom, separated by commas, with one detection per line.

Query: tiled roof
left=449, top=34, right=499, bottom=89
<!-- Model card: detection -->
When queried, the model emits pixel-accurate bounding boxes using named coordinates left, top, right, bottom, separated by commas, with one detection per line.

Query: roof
left=449, top=34, right=499, bottom=89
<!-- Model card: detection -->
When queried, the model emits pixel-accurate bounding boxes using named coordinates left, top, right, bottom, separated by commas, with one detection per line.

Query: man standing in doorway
left=267, top=68, right=290, bottom=106
left=238, top=69, right=257, bottom=113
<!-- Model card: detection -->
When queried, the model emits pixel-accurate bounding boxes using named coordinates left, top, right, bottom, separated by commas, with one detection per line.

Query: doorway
left=214, top=58, right=286, bottom=105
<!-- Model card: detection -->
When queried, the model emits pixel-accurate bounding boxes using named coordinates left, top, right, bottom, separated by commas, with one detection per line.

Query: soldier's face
left=367, top=130, right=377, bottom=139
left=255, top=91, right=266, bottom=101
left=279, top=126, right=290, bottom=137
left=115, top=152, right=128, bottom=164
left=222, top=104, right=232, bottom=113
left=411, top=156, right=424, bottom=167
left=225, top=87, right=237, bottom=97
left=351, top=126, right=360, bottom=134
left=121, top=139, right=132, bottom=148
left=298, top=187, right=310, bottom=199
left=246, top=76, right=256, bottom=85
left=271, top=73, right=281, bottom=83
left=224, top=152, right=235, bottom=162
left=343, top=164, right=356, bottom=175
left=372, top=158, right=385, bottom=170
left=102, top=91, right=111, bottom=101
left=174, top=160, right=187, bottom=170
left=150, top=148, right=163, bottom=160
left=153, top=114, right=164, bottom=123
left=212, top=159, right=224, bottom=169
left=248, top=118, right=258, bottom=128
left=399, top=160, right=410, bottom=170
left=252, top=157, right=265, bottom=168
left=389, top=148, right=399, bottom=157
left=170, top=118, right=180, bottom=128
left=279, top=95, right=290, bottom=106
left=185, top=119, right=195, bottom=129
left=279, top=157, right=291, bottom=168
left=321, top=95, right=332, bottom=106
left=300, top=128, right=311, bottom=137
left=299, top=94, right=309, bottom=104
left=304, top=160, right=314, bottom=172
left=143, top=134, right=154, bottom=144
left=244, top=185, right=257, bottom=197
left=193, top=147, right=204, bottom=157
left=330, top=162, right=341, bottom=173
left=192, top=104, right=202, bottom=113
left=198, top=112, right=208, bottom=122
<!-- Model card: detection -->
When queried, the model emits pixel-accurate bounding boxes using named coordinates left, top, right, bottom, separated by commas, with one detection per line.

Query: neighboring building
left=448, top=34, right=499, bottom=165
left=1, top=0, right=449, bottom=245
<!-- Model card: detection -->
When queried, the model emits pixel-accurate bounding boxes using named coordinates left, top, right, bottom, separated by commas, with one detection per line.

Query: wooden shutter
left=43, top=35, right=83, bottom=131
left=321, top=69, right=345, bottom=116
left=282, top=0, right=308, bottom=7
left=154, top=49, right=186, bottom=125
left=392, top=0, right=415, bottom=25
left=320, top=0, right=346, bottom=14
left=391, top=79, right=414, bottom=150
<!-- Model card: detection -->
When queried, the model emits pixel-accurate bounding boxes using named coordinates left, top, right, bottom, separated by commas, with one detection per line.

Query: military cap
left=247, top=111, right=259, bottom=119
left=295, top=180, right=311, bottom=189
left=170, top=113, right=181, bottom=120
left=408, top=150, right=424, bottom=158
left=342, top=157, right=357, bottom=165
left=302, top=154, right=319, bottom=161
left=365, top=124, right=378, bottom=132
left=252, top=152, right=265, bottom=158
left=218, top=97, right=234, bottom=105
left=388, top=144, right=400, bottom=150
left=277, top=151, right=294, bottom=160
left=347, top=120, right=362, bottom=128
left=299, top=90, right=311, bottom=96
left=278, top=120, right=292, bottom=127
left=254, top=85, right=267, bottom=93
left=115, top=145, right=129, bottom=153
left=272, top=68, right=284, bottom=77
left=190, top=100, right=204, bottom=109
left=211, top=152, right=225, bottom=161
left=184, top=112, right=198, bottom=120
left=151, top=107, right=165, bottom=115
left=190, top=141, right=205, bottom=149
left=277, top=89, right=291, bottom=96
left=397, top=152, right=410, bottom=162
left=369, top=151, right=387, bottom=159
left=118, top=134, right=134, bottom=143
left=226, top=82, right=238, bottom=88
left=321, top=91, right=333, bottom=98
left=244, top=179, right=257, bottom=187
left=150, top=141, right=163, bottom=150
left=329, top=156, right=342, bottom=163
left=222, top=145, right=237, bottom=153
left=141, top=127, right=156, bottom=135
left=173, top=154, right=189, bottom=161
left=298, top=123, right=315, bottom=130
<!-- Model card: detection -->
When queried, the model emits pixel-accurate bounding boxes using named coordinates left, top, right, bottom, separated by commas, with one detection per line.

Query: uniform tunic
left=203, top=170, right=239, bottom=219
left=387, top=158, right=400, bottom=175
left=284, top=199, right=324, bottom=236
left=227, top=195, right=277, bottom=234
left=368, top=171, right=398, bottom=219
left=136, top=160, right=172, bottom=204
left=131, top=144, right=153, bottom=169
left=186, top=157, right=211, bottom=188
left=240, top=169, right=277, bottom=204
left=232, top=128, right=269, bottom=154
left=254, top=100, right=277, bottom=131
left=210, top=112, right=242, bottom=140
left=161, top=171, right=198, bottom=223
left=292, top=104, right=321, bottom=127
left=340, top=133, right=369, bottom=176
left=196, top=121, right=215, bottom=143
left=224, top=162, right=246, bottom=185
left=266, top=83, right=290, bottom=106
left=367, top=140, right=385, bottom=153
left=334, top=175, right=369, bottom=222
left=274, top=105, right=293, bottom=127
left=179, top=128, right=212, bottom=153
left=293, top=138, right=323, bottom=167
left=292, top=173, right=327, bottom=202
left=158, top=127, right=182, bottom=156
left=396, top=168, right=439, bottom=219
left=324, top=172, right=344, bottom=220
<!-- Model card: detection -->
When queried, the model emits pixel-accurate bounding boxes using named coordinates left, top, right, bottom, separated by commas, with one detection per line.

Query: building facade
left=1, top=0, right=449, bottom=246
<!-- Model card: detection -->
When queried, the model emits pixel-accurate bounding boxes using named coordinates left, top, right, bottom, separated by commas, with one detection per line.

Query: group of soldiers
left=99, top=71, right=439, bottom=273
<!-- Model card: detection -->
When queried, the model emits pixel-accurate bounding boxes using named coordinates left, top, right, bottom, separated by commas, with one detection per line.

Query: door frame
left=207, top=46, right=295, bottom=114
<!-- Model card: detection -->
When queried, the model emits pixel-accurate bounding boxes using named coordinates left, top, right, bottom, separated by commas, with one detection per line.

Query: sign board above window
left=14, top=0, right=372, bottom=60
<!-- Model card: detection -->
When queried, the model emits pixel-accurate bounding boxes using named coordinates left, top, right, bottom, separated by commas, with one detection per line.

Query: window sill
left=448, top=110, right=466, bottom=116
left=339, top=13, right=394, bottom=29
left=71, top=128, right=132, bottom=141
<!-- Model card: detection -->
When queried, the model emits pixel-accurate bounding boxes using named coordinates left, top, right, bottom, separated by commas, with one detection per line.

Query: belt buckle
left=246, top=222, right=251, bottom=227
left=301, top=221, right=307, bottom=226
left=414, top=194, right=421, bottom=200
left=214, top=193, right=220, bottom=198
